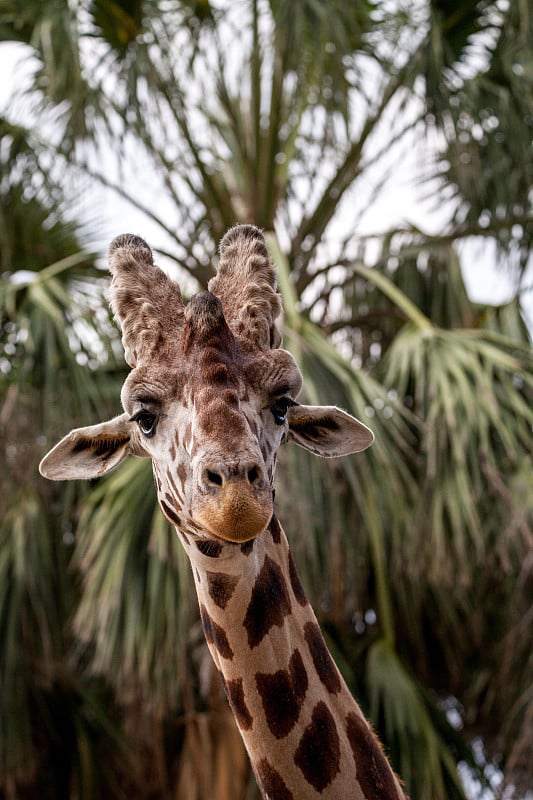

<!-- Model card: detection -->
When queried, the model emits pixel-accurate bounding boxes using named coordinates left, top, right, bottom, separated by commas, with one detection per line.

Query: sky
left=0, top=36, right=531, bottom=326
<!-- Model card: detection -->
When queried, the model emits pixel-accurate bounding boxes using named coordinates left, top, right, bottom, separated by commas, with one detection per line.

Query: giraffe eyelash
left=271, top=397, right=297, bottom=425
left=130, top=409, right=158, bottom=437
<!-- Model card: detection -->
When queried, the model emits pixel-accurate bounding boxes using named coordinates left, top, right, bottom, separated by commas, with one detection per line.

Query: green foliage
left=89, top=0, right=145, bottom=54
left=422, top=0, right=533, bottom=263
left=73, top=458, right=194, bottom=709
left=0, top=114, right=131, bottom=793
left=268, top=0, right=374, bottom=122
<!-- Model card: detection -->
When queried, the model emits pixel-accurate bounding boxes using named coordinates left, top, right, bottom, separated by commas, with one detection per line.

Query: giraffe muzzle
left=194, top=461, right=273, bottom=542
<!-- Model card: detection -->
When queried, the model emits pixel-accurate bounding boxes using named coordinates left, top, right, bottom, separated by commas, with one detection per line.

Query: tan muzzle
left=195, top=479, right=273, bottom=542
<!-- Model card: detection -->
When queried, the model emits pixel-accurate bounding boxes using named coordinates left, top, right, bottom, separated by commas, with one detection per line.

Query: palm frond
left=73, top=458, right=194, bottom=710
left=364, top=639, right=477, bottom=800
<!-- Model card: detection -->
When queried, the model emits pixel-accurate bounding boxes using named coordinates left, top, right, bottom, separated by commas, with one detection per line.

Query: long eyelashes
left=130, top=396, right=297, bottom=437
left=130, top=409, right=158, bottom=437
left=271, top=397, right=297, bottom=425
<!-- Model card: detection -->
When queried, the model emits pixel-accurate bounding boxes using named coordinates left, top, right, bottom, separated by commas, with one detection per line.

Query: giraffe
left=39, top=225, right=405, bottom=800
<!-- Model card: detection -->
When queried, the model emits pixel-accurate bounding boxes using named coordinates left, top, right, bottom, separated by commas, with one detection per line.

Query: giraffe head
left=39, top=226, right=373, bottom=543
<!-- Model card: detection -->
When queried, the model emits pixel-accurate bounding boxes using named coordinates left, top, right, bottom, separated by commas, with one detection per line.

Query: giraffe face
left=119, top=314, right=303, bottom=542
left=39, top=226, right=374, bottom=543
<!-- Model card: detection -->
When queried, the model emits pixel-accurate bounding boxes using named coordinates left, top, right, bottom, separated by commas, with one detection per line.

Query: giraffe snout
left=194, top=458, right=272, bottom=542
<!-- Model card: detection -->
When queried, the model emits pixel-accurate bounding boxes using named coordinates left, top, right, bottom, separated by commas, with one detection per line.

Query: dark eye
left=130, top=409, right=158, bottom=437
left=271, top=397, right=296, bottom=425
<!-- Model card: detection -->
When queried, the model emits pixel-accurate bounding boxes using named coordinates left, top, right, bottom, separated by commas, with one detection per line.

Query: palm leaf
left=73, top=458, right=194, bottom=709
left=364, top=638, right=475, bottom=800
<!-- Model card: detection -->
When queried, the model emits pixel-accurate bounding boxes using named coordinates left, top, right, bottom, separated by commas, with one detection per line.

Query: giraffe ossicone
left=40, top=225, right=404, bottom=799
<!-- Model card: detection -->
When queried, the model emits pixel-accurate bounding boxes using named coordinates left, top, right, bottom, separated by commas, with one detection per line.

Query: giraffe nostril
left=202, top=462, right=264, bottom=490
left=247, top=466, right=260, bottom=485
left=206, top=469, right=223, bottom=487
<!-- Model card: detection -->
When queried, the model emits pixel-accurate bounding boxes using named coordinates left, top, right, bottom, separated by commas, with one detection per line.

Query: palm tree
left=0, top=1, right=531, bottom=798
left=0, top=116, right=132, bottom=797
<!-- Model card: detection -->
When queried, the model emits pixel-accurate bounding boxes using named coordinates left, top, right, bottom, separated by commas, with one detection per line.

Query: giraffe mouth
left=194, top=483, right=273, bottom=543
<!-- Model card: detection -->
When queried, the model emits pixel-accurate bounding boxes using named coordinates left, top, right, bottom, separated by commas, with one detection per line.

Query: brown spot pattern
left=269, top=515, right=282, bottom=543
left=288, top=551, right=308, bottom=607
left=200, top=604, right=234, bottom=660
left=294, top=701, right=340, bottom=792
left=255, top=758, right=294, bottom=800
left=224, top=678, right=253, bottom=731
left=240, top=539, right=254, bottom=555
left=197, top=397, right=247, bottom=440
left=177, top=463, right=187, bottom=489
left=166, top=469, right=183, bottom=503
left=206, top=571, right=239, bottom=609
left=346, top=712, right=399, bottom=800
left=160, top=500, right=181, bottom=527
left=304, top=621, right=341, bottom=694
left=243, top=555, right=291, bottom=648
left=256, top=649, right=308, bottom=739
left=210, top=363, right=231, bottom=385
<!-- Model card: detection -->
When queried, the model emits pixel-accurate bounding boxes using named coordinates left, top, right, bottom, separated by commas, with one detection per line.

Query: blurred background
left=0, top=1, right=531, bottom=798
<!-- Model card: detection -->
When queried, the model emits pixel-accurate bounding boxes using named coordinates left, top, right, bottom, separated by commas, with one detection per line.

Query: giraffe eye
left=271, top=397, right=296, bottom=425
left=130, top=409, right=158, bottom=437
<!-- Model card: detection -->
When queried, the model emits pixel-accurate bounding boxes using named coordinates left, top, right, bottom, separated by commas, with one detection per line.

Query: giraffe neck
left=178, top=517, right=404, bottom=800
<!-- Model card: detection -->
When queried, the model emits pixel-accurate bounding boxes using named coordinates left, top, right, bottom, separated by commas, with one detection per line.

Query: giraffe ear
left=286, top=405, right=374, bottom=458
left=39, top=414, right=147, bottom=481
